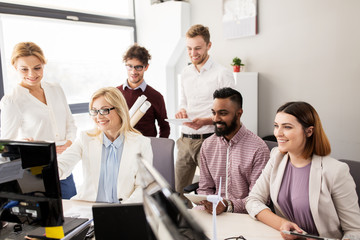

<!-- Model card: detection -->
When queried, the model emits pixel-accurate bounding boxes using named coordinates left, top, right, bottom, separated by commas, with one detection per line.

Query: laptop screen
left=92, top=203, right=155, bottom=240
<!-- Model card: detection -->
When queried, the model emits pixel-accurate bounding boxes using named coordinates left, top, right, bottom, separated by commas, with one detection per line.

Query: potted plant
left=231, top=57, right=244, bottom=72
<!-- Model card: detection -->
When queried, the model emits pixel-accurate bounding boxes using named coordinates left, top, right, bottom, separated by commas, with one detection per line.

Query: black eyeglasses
left=224, top=236, right=247, bottom=240
left=89, top=107, right=115, bottom=116
left=125, top=64, right=145, bottom=71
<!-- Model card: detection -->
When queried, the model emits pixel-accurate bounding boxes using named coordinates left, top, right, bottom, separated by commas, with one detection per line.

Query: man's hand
left=183, top=117, right=212, bottom=130
left=200, top=200, right=227, bottom=215
left=175, top=108, right=188, bottom=119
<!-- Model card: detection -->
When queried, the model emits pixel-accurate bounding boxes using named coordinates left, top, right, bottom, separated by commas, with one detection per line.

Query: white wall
left=135, top=0, right=190, bottom=139
left=136, top=0, right=360, bottom=160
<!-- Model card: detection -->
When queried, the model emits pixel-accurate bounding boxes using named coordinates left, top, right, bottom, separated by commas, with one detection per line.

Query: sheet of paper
left=184, top=193, right=208, bottom=205
left=165, top=118, right=192, bottom=125
left=64, top=205, right=94, bottom=219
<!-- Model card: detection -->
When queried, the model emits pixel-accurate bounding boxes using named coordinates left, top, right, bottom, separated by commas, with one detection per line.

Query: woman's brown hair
left=277, top=101, right=331, bottom=159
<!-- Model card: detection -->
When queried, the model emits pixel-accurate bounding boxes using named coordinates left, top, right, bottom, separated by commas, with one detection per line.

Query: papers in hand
left=130, top=101, right=151, bottom=127
left=184, top=193, right=208, bottom=205
left=165, top=118, right=192, bottom=125
left=129, top=95, right=147, bottom=118
left=129, top=95, right=152, bottom=127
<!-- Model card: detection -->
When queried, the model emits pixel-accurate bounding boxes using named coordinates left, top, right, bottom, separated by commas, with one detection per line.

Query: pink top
left=198, top=124, right=270, bottom=213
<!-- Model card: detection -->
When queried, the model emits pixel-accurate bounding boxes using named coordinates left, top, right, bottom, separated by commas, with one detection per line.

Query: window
left=0, top=1, right=136, bottom=185
left=0, top=0, right=133, bottom=18
left=0, top=1, right=135, bottom=114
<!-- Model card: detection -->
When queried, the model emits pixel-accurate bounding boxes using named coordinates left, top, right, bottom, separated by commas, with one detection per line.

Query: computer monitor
left=138, top=157, right=208, bottom=240
left=0, top=140, right=64, bottom=227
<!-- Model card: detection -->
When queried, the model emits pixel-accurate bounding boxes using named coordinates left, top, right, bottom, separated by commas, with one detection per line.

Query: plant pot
left=233, top=65, right=240, bottom=72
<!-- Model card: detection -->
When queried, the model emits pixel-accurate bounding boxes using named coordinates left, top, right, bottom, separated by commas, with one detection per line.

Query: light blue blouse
left=96, top=133, right=124, bottom=203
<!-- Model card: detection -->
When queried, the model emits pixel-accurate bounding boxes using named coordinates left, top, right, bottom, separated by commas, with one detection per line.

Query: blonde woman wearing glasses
left=57, top=87, right=153, bottom=203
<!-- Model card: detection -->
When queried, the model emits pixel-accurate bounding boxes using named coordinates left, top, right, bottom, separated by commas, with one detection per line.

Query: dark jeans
left=60, top=173, right=77, bottom=199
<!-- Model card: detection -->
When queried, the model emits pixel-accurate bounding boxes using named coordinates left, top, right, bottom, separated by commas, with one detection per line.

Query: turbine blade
left=218, top=177, right=222, bottom=197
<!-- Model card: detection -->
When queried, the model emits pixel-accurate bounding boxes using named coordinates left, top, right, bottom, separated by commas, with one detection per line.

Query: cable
left=3, top=200, right=19, bottom=209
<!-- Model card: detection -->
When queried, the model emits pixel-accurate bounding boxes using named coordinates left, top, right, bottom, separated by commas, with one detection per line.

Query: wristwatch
left=226, top=199, right=233, bottom=213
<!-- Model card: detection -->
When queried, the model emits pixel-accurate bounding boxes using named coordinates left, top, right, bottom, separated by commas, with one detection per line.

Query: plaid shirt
left=198, top=124, right=270, bottom=213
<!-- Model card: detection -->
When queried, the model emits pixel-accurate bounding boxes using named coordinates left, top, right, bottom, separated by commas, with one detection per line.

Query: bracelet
left=226, top=199, right=233, bottom=213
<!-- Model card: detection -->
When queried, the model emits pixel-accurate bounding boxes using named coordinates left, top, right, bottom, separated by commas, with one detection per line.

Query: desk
left=63, top=201, right=282, bottom=239
left=1, top=200, right=282, bottom=240
left=62, top=199, right=97, bottom=220
left=190, top=209, right=282, bottom=240
left=64, top=201, right=283, bottom=240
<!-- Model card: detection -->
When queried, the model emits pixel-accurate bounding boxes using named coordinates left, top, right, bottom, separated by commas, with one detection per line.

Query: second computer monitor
left=138, top=157, right=208, bottom=240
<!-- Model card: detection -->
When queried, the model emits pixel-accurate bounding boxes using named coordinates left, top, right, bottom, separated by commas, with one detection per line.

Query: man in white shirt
left=175, top=24, right=235, bottom=203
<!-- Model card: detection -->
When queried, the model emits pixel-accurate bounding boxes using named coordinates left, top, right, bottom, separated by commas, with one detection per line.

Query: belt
left=182, top=133, right=213, bottom=139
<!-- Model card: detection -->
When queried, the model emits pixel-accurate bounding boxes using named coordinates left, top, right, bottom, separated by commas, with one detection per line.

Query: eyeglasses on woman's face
left=125, top=64, right=145, bottom=71
left=89, top=107, right=115, bottom=116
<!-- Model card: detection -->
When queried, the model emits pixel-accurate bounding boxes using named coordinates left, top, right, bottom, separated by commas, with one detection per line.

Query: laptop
left=92, top=203, right=155, bottom=240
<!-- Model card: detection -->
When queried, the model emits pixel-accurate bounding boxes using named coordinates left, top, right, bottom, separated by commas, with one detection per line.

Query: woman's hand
left=56, top=140, right=72, bottom=154
left=23, top=137, right=34, bottom=141
left=279, top=220, right=303, bottom=240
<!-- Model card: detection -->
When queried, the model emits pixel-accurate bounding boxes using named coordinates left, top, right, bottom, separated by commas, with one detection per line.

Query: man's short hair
left=186, top=24, right=210, bottom=44
left=213, top=87, right=243, bottom=109
left=123, top=44, right=151, bottom=65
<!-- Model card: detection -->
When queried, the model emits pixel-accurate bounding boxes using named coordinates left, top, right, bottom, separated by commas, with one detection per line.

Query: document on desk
left=64, top=205, right=94, bottom=219
left=184, top=193, right=208, bottom=205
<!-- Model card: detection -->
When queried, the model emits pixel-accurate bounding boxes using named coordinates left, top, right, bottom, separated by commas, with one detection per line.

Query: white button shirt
left=179, top=56, right=235, bottom=134
left=0, top=81, right=77, bottom=143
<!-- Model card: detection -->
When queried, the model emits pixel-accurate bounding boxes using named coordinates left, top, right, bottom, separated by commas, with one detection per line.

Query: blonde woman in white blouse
left=0, top=42, right=77, bottom=199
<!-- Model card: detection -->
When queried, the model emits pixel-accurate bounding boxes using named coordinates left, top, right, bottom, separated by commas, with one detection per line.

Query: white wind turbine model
left=206, top=177, right=226, bottom=240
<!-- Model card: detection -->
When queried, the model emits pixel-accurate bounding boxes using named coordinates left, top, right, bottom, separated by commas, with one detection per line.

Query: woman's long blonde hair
left=87, top=87, right=140, bottom=138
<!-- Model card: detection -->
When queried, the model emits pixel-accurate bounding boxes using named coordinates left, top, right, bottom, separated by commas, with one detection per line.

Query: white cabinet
left=233, top=72, right=258, bottom=135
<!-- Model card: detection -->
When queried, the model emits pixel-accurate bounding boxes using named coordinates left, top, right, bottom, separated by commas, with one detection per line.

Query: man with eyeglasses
left=117, top=44, right=170, bottom=138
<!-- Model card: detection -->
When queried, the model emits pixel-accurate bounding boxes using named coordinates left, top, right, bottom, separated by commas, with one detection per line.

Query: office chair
left=183, top=140, right=278, bottom=194
left=338, top=159, right=360, bottom=207
left=149, top=137, right=175, bottom=190
left=264, top=140, right=278, bottom=151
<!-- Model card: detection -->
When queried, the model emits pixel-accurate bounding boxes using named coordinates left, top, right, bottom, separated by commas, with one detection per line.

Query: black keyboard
left=0, top=217, right=89, bottom=240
